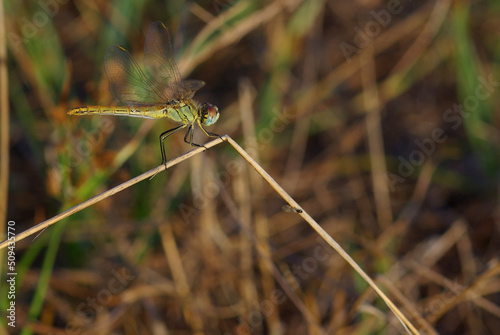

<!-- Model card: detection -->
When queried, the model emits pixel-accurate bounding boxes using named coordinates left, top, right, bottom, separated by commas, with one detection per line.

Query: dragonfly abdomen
left=67, top=106, right=165, bottom=119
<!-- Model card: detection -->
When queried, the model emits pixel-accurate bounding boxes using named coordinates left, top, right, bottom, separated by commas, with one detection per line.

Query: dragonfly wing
left=175, top=79, right=205, bottom=99
left=144, top=21, right=182, bottom=100
left=104, top=45, right=166, bottom=105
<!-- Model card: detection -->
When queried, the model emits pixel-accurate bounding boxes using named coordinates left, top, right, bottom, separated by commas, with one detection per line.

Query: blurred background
left=1, top=0, right=500, bottom=334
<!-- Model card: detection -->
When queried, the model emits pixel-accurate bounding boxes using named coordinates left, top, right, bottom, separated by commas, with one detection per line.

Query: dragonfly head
left=200, top=103, right=219, bottom=126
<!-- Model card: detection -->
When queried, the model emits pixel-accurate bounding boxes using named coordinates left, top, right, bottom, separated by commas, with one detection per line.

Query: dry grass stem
left=224, top=136, right=419, bottom=334
left=0, top=0, right=9, bottom=239
left=1, top=134, right=419, bottom=333
left=0, top=136, right=225, bottom=249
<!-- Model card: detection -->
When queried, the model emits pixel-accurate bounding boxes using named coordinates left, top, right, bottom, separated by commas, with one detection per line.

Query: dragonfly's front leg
left=160, top=124, right=187, bottom=167
left=198, top=122, right=222, bottom=141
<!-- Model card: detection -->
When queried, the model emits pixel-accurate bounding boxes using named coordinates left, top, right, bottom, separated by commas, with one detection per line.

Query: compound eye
left=201, top=104, right=219, bottom=126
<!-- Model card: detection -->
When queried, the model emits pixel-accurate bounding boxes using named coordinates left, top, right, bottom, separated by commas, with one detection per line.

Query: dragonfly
left=68, top=21, right=220, bottom=166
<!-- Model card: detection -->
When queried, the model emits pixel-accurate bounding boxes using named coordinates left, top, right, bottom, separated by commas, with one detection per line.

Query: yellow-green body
left=68, top=100, right=199, bottom=124
left=67, top=21, right=220, bottom=166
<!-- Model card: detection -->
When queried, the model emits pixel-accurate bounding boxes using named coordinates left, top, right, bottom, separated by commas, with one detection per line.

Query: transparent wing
left=104, top=45, right=167, bottom=106
left=177, top=79, right=206, bottom=99
left=143, top=21, right=205, bottom=100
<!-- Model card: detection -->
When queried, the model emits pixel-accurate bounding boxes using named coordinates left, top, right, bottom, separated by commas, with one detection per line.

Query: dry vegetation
left=2, top=0, right=500, bottom=334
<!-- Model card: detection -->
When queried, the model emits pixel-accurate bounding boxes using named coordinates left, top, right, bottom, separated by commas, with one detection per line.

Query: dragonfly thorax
left=68, top=21, right=220, bottom=167
left=199, top=103, right=219, bottom=126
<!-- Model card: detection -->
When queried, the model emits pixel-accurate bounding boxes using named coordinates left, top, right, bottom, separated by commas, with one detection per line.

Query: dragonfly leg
left=160, top=124, right=187, bottom=167
left=198, top=121, right=221, bottom=139
left=199, top=123, right=223, bottom=147
left=184, top=124, right=208, bottom=151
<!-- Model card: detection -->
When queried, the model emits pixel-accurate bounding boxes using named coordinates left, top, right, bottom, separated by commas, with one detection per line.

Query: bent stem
left=0, top=135, right=419, bottom=334
left=224, top=136, right=419, bottom=334
left=0, top=136, right=225, bottom=249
